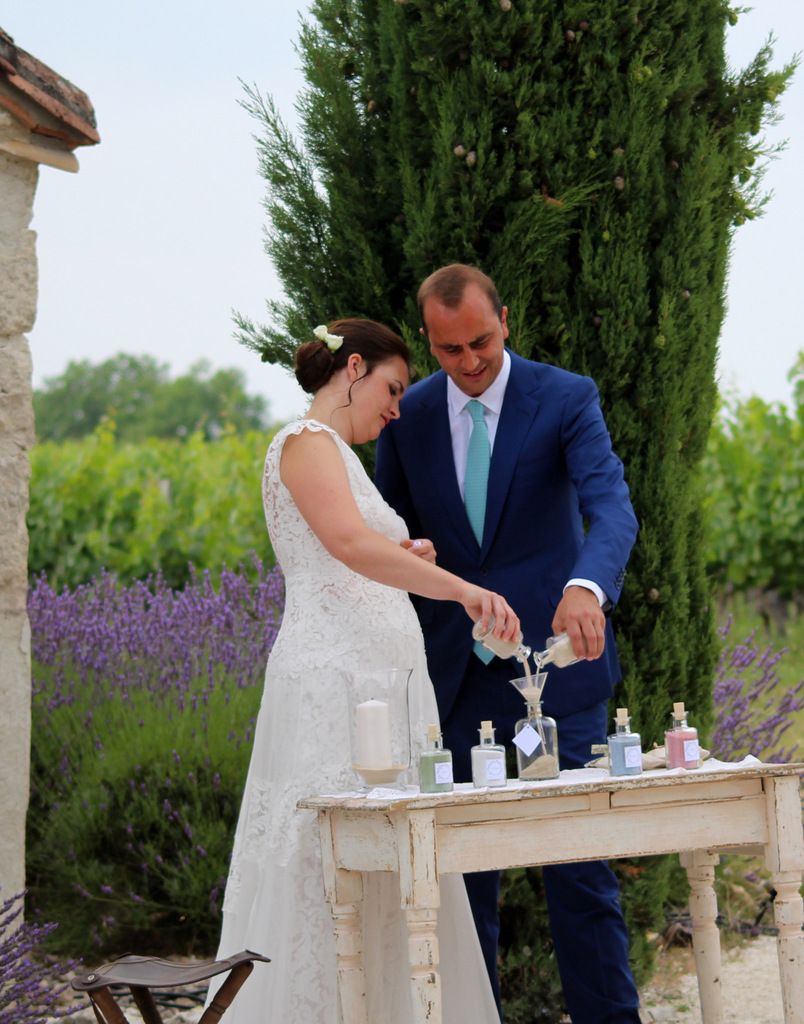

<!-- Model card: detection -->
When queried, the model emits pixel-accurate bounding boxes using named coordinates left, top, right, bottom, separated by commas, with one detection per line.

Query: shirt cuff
left=564, top=578, right=607, bottom=607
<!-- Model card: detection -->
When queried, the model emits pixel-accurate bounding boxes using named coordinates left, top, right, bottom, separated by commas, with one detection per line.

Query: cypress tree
left=238, top=1, right=794, bottom=1014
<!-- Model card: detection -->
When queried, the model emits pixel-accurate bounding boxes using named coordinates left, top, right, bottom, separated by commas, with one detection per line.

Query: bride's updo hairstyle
left=294, top=318, right=410, bottom=395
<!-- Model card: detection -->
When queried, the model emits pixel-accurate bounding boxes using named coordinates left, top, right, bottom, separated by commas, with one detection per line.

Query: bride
left=210, top=318, right=519, bottom=1022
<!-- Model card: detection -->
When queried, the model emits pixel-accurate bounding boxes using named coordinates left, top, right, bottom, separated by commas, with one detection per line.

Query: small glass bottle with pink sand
left=664, top=702, right=701, bottom=769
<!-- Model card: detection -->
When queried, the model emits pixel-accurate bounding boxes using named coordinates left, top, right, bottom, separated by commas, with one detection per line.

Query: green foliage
left=703, top=357, right=803, bottom=602
left=28, top=423, right=276, bottom=588
left=33, top=354, right=270, bottom=442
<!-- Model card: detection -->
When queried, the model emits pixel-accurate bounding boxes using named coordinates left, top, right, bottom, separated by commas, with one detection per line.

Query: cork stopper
left=426, top=724, right=440, bottom=743
left=479, top=719, right=494, bottom=738
left=673, top=702, right=686, bottom=718
left=615, top=707, right=630, bottom=725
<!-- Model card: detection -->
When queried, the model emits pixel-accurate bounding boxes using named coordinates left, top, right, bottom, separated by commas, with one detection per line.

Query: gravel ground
left=46, top=936, right=786, bottom=1024
left=638, top=935, right=785, bottom=1023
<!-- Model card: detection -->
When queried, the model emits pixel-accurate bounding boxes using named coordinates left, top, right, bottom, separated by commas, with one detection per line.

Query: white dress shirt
left=446, top=351, right=511, bottom=496
left=445, top=351, right=607, bottom=607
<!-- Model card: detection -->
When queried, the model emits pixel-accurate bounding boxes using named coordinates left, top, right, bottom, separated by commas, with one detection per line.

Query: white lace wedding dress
left=211, top=419, right=499, bottom=1023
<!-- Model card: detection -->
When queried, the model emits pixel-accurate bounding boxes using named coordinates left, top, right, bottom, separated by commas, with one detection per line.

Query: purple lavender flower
left=712, top=622, right=803, bottom=763
left=0, top=890, right=85, bottom=1021
left=27, top=558, right=285, bottom=955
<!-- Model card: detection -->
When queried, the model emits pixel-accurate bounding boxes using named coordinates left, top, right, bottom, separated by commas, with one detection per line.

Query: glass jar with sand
left=472, top=615, right=532, bottom=664
left=510, top=671, right=559, bottom=781
left=534, top=631, right=580, bottom=670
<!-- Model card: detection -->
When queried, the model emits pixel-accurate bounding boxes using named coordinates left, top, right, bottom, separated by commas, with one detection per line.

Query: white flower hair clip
left=313, top=324, right=344, bottom=352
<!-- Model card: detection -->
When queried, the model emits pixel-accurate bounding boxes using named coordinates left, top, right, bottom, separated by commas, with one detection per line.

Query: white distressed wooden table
left=299, top=762, right=803, bottom=1024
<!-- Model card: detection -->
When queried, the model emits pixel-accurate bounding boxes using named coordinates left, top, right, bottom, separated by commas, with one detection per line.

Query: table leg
left=764, top=777, right=804, bottom=1024
left=679, top=848, right=723, bottom=1024
left=405, top=906, right=441, bottom=1022
left=318, top=811, right=368, bottom=1024
left=396, top=810, right=442, bottom=1024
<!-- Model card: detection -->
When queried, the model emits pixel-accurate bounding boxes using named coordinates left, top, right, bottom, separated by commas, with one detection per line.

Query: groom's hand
left=552, top=586, right=605, bottom=660
left=401, top=538, right=437, bottom=563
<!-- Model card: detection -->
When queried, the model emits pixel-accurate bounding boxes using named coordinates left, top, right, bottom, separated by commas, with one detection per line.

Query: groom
left=376, top=264, right=641, bottom=1023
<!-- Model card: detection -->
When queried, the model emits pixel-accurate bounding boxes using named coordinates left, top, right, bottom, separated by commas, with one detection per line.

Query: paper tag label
left=684, top=739, right=700, bottom=762
left=624, top=745, right=642, bottom=768
left=513, top=724, right=542, bottom=758
left=434, top=761, right=453, bottom=784
left=485, top=757, right=505, bottom=781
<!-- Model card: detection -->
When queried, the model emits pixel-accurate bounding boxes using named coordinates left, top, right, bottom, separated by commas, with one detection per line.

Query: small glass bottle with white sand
left=471, top=720, right=507, bottom=788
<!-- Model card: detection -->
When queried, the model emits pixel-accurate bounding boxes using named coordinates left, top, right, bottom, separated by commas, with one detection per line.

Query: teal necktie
left=464, top=399, right=490, bottom=545
left=464, top=400, right=495, bottom=664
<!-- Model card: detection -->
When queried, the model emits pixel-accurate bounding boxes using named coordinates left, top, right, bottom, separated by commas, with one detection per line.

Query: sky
left=2, top=2, right=802, bottom=421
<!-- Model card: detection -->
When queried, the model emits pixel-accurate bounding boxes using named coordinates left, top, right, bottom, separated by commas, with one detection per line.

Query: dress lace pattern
left=212, top=419, right=499, bottom=1023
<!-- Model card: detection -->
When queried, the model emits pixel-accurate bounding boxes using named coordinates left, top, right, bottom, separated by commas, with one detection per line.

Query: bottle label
left=434, top=761, right=453, bottom=785
left=485, top=757, right=505, bottom=781
left=684, top=739, right=700, bottom=763
left=513, top=724, right=542, bottom=758
left=624, top=745, right=642, bottom=769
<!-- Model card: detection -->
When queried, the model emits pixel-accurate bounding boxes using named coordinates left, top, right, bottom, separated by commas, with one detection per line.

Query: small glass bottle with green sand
left=418, top=724, right=454, bottom=793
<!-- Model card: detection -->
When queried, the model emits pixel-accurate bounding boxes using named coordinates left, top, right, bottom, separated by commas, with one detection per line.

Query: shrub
left=28, top=424, right=277, bottom=590
left=26, top=561, right=283, bottom=955
left=703, top=379, right=803, bottom=606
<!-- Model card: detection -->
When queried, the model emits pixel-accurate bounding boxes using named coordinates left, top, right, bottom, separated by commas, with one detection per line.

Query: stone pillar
left=0, top=109, right=38, bottom=900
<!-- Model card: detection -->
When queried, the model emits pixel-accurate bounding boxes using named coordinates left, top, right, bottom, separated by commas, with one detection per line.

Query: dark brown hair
left=417, top=264, right=503, bottom=334
left=294, top=318, right=410, bottom=395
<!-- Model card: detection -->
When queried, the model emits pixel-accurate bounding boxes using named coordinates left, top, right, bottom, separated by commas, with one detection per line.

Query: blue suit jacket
left=375, top=351, right=638, bottom=721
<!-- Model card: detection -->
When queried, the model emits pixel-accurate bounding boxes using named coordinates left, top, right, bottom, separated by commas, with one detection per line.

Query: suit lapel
left=480, top=356, right=540, bottom=558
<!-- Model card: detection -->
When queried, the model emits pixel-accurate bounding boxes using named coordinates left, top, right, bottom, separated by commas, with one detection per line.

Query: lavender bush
left=710, top=620, right=804, bottom=762
left=27, top=559, right=283, bottom=956
left=0, top=890, right=83, bottom=1024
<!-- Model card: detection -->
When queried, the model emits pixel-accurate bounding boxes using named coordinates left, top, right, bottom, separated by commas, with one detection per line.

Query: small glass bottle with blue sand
left=607, top=707, right=643, bottom=777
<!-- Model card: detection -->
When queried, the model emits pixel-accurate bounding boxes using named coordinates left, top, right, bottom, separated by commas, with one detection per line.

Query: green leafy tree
left=34, top=354, right=270, bottom=442
left=238, top=1, right=794, bottom=1013
left=33, top=354, right=166, bottom=442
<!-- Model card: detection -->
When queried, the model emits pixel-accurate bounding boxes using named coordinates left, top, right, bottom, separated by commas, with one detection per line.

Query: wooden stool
left=71, top=950, right=270, bottom=1024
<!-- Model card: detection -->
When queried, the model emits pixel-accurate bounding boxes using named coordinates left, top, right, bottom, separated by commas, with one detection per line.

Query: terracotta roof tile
left=0, top=27, right=99, bottom=147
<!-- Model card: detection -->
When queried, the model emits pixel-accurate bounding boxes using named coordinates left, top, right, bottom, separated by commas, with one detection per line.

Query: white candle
left=355, top=699, right=393, bottom=769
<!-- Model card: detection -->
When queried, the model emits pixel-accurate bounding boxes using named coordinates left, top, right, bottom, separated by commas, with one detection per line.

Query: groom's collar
left=445, top=349, right=511, bottom=419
